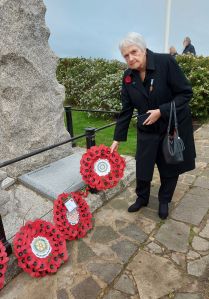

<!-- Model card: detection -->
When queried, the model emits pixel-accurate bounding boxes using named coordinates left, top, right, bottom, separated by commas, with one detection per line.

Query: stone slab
left=19, top=153, right=85, bottom=200
left=77, top=240, right=96, bottom=263
left=193, top=176, right=209, bottom=189
left=146, top=242, right=163, bottom=254
left=199, top=219, right=209, bottom=239
left=187, top=254, right=209, bottom=277
left=171, top=194, right=209, bottom=225
left=127, top=251, right=188, bottom=299
left=119, top=223, right=148, bottom=243
left=192, top=236, right=209, bottom=251
left=155, top=219, right=190, bottom=253
left=56, top=289, right=69, bottom=299
left=103, top=289, right=129, bottom=299
left=111, top=240, right=138, bottom=263
left=71, top=277, right=101, bottom=299
left=90, top=226, right=120, bottom=244
left=87, top=262, right=122, bottom=284
left=114, top=273, right=137, bottom=295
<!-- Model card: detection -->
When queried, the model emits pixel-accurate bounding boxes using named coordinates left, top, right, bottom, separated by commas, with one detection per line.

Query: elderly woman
left=110, top=32, right=196, bottom=219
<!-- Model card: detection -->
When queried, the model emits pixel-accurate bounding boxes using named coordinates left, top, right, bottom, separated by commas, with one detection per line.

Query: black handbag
left=162, top=101, right=185, bottom=164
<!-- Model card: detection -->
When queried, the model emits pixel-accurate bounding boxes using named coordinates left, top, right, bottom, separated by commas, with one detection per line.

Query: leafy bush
left=57, top=58, right=125, bottom=107
left=176, top=55, right=209, bottom=119
left=57, top=55, right=209, bottom=120
left=80, top=71, right=123, bottom=118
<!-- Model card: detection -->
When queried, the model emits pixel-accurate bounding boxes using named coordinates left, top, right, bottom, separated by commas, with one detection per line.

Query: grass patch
left=69, top=111, right=137, bottom=156
left=188, top=225, right=196, bottom=246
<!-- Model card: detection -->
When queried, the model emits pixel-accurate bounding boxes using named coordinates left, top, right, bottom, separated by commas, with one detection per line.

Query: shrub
left=176, top=55, right=209, bottom=119
left=57, top=55, right=209, bottom=120
left=80, top=71, right=123, bottom=118
left=57, top=58, right=125, bottom=107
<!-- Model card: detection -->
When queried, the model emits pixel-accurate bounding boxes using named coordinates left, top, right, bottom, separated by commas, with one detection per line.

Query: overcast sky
left=43, top=0, right=209, bottom=61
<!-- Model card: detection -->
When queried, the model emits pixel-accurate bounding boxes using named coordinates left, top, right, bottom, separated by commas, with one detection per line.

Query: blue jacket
left=182, top=44, right=196, bottom=55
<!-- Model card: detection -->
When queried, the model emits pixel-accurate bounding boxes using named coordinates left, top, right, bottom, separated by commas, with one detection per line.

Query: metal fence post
left=64, top=106, right=76, bottom=147
left=0, top=214, right=12, bottom=255
left=85, top=127, right=98, bottom=193
left=85, top=127, right=96, bottom=149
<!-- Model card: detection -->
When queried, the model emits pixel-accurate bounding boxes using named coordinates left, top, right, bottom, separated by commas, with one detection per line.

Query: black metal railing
left=64, top=106, right=120, bottom=147
left=0, top=106, right=133, bottom=255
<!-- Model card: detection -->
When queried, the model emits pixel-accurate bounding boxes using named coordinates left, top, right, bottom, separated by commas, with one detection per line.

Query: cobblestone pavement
left=1, top=123, right=209, bottom=299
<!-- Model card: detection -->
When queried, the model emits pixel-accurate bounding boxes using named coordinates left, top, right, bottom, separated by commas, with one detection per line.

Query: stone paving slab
left=187, top=254, right=209, bottom=277
left=114, top=273, right=137, bottom=295
left=155, top=219, right=190, bottom=253
left=127, top=251, right=189, bottom=299
left=86, top=262, right=122, bottom=284
left=71, top=277, right=101, bottom=299
left=171, top=193, right=209, bottom=225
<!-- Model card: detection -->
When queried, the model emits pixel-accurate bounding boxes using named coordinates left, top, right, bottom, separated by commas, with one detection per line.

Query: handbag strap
left=172, top=101, right=180, bottom=136
left=167, top=101, right=173, bottom=133
left=167, top=101, right=179, bottom=136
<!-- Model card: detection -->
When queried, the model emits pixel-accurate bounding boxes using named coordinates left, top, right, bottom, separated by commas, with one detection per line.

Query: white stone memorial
left=0, top=0, right=71, bottom=177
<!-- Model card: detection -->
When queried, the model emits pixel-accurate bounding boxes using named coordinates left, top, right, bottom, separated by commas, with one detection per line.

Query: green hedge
left=176, top=55, right=209, bottom=119
left=57, top=55, right=209, bottom=119
left=57, top=58, right=125, bottom=109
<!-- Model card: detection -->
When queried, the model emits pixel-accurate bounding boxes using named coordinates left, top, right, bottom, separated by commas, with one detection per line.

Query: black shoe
left=128, top=198, right=148, bottom=213
left=158, top=202, right=169, bottom=219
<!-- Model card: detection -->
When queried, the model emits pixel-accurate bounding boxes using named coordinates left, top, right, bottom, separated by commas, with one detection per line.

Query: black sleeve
left=113, top=79, right=134, bottom=141
left=159, top=55, right=193, bottom=119
left=191, top=45, right=196, bottom=56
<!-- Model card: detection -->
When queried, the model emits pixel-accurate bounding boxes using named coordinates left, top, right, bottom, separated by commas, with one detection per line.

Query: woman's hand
left=110, top=141, right=120, bottom=153
left=143, top=109, right=161, bottom=125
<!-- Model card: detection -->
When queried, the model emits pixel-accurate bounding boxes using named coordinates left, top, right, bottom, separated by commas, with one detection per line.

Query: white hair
left=119, top=32, right=147, bottom=52
left=184, top=36, right=191, bottom=44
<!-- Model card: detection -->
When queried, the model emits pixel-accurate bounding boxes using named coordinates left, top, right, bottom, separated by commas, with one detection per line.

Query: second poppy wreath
left=80, top=144, right=126, bottom=191
left=13, top=219, right=68, bottom=277
left=53, top=191, right=93, bottom=240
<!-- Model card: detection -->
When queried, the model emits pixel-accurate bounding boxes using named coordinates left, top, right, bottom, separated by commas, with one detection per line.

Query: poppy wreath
left=53, top=190, right=92, bottom=240
left=0, top=241, right=9, bottom=290
left=80, top=144, right=126, bottom=190
left=13, top=219, right=68, bottom=278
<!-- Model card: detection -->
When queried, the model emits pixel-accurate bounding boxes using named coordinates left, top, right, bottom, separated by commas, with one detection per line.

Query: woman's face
left=183, top=39, right=189, bottom=47
left=121, top=45, right=146, bottom=71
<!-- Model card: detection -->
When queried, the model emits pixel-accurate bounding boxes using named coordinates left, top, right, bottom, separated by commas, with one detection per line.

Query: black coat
left=182, top=44, right=196, bottom=55
left=114, top=49, right=196, bottom=181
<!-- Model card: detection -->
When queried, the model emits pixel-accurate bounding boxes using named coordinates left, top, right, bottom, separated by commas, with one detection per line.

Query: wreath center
left=94, top=159, right=111, bottom=176
left=66, top=209, right=80, bottom=225
left=31, top=236, right=52, bottom=258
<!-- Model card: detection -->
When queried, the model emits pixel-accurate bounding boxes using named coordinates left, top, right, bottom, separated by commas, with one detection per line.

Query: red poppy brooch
left=124, top=75, right=132, bottom=84
left=0, top=241, right=9, bottom=289
left=53, top=191, right=92, bottom=240
left=13, top=219, right=68, bottom=277
left=80, top=144, right=126, bottom=190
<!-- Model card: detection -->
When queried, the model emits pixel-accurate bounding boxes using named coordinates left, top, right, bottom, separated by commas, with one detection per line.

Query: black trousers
left=136, top=176, right=179, bottom=203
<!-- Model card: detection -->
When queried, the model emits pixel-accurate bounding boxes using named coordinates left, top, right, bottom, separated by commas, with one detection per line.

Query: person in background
left=169, top=46, right=178, bottom=58
left=110, top=32, right=196, bottom=220
left=182, top=37, right=196, bottom=55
